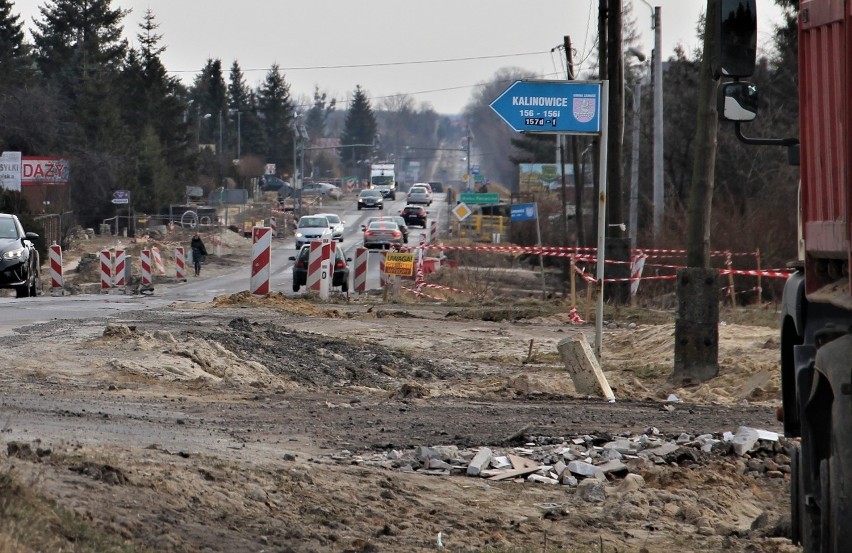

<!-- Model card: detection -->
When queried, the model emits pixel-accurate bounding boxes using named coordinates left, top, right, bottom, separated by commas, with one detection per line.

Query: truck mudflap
left=797, top=333, right=852, bottom=552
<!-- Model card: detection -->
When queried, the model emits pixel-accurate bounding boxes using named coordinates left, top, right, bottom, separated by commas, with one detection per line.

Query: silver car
left=316, top=212, right=345, bottom=242
left=407, top=185, right=432, bottom=206
left=363, top=220, right=403, bottom=249
left=294, top=215, right=333, bottom=249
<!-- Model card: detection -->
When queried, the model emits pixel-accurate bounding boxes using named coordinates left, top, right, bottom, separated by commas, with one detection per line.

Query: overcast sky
left=16, top=1, right=785, bottom=115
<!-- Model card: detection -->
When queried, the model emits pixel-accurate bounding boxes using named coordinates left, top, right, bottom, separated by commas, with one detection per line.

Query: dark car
left=400, top=205, right=427, bottom=228
left=428, top=181, right=444, bottom=193
left=260, top=175, right=293, bottom=197
left=289, top=244, right=350, bottom=293
left=0, top=213, right=40, bottom=297
left=357, top=189, right=384, bottom=210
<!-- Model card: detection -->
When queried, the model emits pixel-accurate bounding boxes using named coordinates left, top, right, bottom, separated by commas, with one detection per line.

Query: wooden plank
left=487, top=465, right=543, bottom=481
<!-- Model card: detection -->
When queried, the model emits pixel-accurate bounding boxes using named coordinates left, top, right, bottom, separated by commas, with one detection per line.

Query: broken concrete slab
left=466, top=447, right=492, bottom=477
left=556, top=334, right=616, bottom=401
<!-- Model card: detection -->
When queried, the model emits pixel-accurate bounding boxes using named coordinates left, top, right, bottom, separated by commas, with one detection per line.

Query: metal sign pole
left=595, top=81, right=610, bottom=359
left=535, top=203, right=546, bottom=299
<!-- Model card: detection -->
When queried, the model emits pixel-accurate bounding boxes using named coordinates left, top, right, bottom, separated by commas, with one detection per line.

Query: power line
left=167, top=50, right=551, bottom=75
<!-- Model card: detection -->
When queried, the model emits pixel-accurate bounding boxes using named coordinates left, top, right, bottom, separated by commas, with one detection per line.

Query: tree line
left=0, top=0, right=452, bottom=229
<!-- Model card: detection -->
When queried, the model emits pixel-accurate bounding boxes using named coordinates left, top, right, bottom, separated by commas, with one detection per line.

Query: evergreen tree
left=0, top=0, right=35, bottom=86
left=339, top=85, right=377, bottom=174
left=31, top=0, right=130, bottom=224
left=115, top=9, right=193, bottom=212
left=304, top=86, right=336, bottom=141
left=256, top=64, right=295, bottom=178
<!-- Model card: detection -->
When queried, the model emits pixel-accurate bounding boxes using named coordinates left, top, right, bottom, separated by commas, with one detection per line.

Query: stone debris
left=326, top=425, right=792, bottom=499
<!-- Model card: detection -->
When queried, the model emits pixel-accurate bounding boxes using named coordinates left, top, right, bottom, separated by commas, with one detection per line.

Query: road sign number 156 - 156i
left=524, top=117, right=557, bottom=127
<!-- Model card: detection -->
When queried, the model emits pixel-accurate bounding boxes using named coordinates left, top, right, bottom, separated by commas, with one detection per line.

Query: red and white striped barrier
left=415, top=234, right=426, bottom=295
left=49, top=243, right=63, bottom=294
left=270, top=216, right=277, bottom=238
left=113, top=249, right=127, bottom=289
left=100, top=250, right=113, bottom=292
left=140, top=249, right=153, bottom=288
left=307, top=239, right=332, bottom=294
left=629, top=253, right=647, bottom=296
left=568, top=307, right=584, bottom=324
left=175, top=246, right=187, bottom=281
left=429, top=219, right=438, bottom=244
left=401, top=285, right=443, bottom=301
left=353, top=247, right=368, bottom=293
left=151, top=246, right=166, bottom=276
left=251, top=226, right=272, bottom=295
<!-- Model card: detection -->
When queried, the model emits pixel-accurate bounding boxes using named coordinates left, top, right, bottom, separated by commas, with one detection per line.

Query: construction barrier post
left=175, top=246, right=187, bottom=281
left=151, top=246, right=166, bottom=276
left=353, top=247, right=368, bottom=293
left=49, top=243, right=64, bottom=295
left=113, top=249, right=127, bottom=293
left=100, top=249, right=113, bottom=293
left=250, top=226, right=272, bottom=295
left=140, top=249, right=153, bottom=292
left=307, top=240, right=328, bottom=294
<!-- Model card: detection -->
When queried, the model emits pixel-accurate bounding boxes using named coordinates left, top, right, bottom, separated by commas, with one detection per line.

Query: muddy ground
left=0, top=230, right=798, bottom=553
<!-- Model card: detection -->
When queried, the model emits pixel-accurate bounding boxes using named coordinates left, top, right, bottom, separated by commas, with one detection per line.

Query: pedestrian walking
left=190, top=232, right=207, bottom=276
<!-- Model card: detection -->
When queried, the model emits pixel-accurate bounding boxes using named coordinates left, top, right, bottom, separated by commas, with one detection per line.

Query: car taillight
left=335, top=260, right=345, bottom=269
left=392, top=230, right=401, bottom=237
left=296, top=259, right=306, bottom=269
left=365, top=230, right=373, bottom=236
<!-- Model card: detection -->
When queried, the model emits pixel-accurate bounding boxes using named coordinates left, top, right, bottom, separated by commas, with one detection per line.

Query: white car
left=315, top=212, right=345, bottom=242
left=294, top=215, right=333, bottom=249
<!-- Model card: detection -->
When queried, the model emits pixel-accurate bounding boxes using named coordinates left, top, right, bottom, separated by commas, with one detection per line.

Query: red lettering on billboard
left=22, top=156, right=70, bottom=186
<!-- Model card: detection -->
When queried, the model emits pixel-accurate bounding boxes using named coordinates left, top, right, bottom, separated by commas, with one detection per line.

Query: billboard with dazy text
left=22, top=156, right=70, bottom=186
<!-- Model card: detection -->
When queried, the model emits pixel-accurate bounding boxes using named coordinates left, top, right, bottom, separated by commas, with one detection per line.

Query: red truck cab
left=716, top=1, right=851, bottom=551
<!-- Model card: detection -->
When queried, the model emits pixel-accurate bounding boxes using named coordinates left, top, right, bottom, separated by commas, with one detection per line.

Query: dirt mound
left=210, top=291, right=341, bottom=317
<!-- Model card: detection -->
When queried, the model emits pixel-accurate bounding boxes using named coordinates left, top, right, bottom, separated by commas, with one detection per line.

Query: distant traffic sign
left=490, top=80, right=601, bottom=134
left=452, top=202, right=472, bottom=221
left=112, top=189, right=130, bottom=205
left=510, top=203, right=538, bottom=222
left=460, top=192, right=499, bottom=205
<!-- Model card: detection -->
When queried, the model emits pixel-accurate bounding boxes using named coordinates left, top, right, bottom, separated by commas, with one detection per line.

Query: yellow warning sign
left=384, top=252, right=415, bottom=276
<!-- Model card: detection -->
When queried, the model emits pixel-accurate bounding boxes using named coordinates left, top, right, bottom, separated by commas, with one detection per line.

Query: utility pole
left=652, top=6, right=664, bottom=243
left=565, top=35, right=586, bottom=249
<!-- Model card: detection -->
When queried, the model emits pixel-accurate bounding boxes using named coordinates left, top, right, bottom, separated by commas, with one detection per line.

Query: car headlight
left=295, top=232, right=304, bottom=238
left=2, top=247, right=25, bottom=260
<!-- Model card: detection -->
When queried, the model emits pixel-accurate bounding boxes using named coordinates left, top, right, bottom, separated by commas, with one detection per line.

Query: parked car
left=400, top=205, right=427, bottom=228
left=0, top=213, right=40, bottom=298
left=301, top=182, right=343, bottom=200
left=407, top=185, right=432, bottom=206
left=315, top=212, right=345, bottom=242
left=362, top=221, right=403, bottom=249
left=289, top=244, right=350, bottom=293
left=357, top=189, right=384, bottom=210
left=367, top=216, right=409, bottom=244
left=260, top=175, right=293, bottom=197
left=294, top=215, right=333, bottom=249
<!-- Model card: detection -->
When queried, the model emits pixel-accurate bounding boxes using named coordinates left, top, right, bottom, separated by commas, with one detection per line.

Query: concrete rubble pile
left=327, top=426, right=792, bottom=498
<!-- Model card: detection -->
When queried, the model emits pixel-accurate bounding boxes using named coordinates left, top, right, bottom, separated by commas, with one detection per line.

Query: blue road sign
left=490, top=80, right=601, bottom=134
left=511, top=203, right=538, bottom=222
